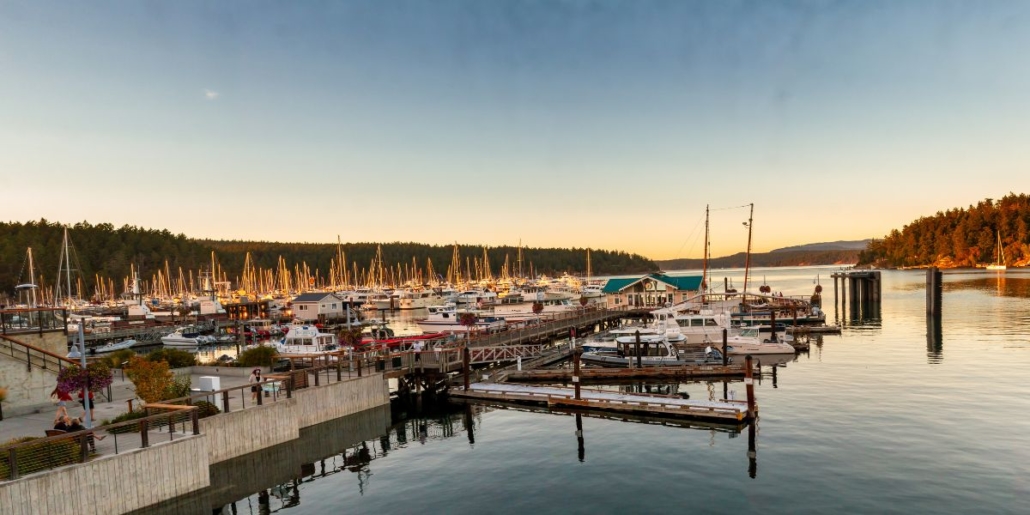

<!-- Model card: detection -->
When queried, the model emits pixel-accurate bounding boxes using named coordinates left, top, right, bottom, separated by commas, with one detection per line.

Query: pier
left=830, top=269, right=882, bottom=321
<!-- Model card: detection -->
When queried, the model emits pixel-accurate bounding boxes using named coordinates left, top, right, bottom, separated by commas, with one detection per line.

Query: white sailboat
left=986, top=231, right=1007, bottom=271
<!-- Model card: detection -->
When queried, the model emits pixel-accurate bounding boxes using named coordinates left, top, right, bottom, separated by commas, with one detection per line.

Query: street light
left=65, top=324, right=92, bottom=429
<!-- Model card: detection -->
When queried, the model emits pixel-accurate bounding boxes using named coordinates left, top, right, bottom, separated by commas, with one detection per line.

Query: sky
left=2, top=1, right=1028, bottom=260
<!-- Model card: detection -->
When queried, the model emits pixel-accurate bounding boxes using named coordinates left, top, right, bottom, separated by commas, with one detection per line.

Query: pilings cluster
left=830, top=270, right=882, bottom=322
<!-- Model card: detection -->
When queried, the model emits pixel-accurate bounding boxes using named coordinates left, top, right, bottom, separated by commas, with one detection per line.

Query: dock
left=450, top=383, right=753, bottom=422
left=503, top=363, right=752, bottom=382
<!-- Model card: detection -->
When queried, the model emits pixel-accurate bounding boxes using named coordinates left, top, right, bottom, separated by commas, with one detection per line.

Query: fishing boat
left=580, top=337, right=726, bottom=368
left=987, top=231, right=1007, bottom=270
left=277, top=323, right=338, bottom=354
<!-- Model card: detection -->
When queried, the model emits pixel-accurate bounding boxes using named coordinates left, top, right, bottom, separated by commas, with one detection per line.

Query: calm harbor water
left=151, top=266, right=1030, bottom=514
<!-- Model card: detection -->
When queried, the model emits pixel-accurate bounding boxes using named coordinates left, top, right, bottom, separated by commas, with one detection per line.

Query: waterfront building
left=603, top=273, right=702, bottom=309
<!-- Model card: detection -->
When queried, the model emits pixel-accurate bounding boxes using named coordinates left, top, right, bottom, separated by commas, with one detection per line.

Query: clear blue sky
left=2, top=1, right=1028, bottom=259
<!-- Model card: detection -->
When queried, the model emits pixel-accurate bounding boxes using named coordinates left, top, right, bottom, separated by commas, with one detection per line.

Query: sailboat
left=986, top=231, right=1007, bottom=271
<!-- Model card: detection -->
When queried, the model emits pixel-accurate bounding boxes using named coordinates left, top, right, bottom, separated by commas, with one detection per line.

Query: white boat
left=492, top=297, right=581, bottom=323
left=416, top=304, right=506, bottom=333
left=161, top=330, right=204, bottom=348
left=277, top=323, right=339, bottom=354
left=987, top=230, right=1007, bottom=270
left=88, top=339, right=137, bottom=355
left=581, top=337, right=726, bottom=368
left=398, top=289, right=445, bottom=310
left=456, top=290, right=498, bottom=306
left=723, top=328, right=795, bottom=355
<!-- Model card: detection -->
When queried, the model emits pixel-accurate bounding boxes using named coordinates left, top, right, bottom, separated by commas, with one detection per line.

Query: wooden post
left=722, top=329, right=728, bottom=366
left=770, top=310, right=777, bottom=342
left=463, top=345, right=471, bottom=390
left=222, top=390, right=230, bottom=413
left=748, top=417, right=757, bottom=479
left=926, top=267, right=942, bottom=316
left=744, top=355, right=755, bottom=418
left=573, top=348, right=582, bottom=400
left=575, top=413, right=585, bottom=462
left=634, top=330, right=642, bottom=369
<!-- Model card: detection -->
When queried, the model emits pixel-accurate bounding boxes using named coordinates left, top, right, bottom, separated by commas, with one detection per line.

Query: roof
left=650, top=273, right=702, bottom=291
left=602, top=274, right=702, bottom=294
left=291, top=292, right=341, bottom=303
left=602, top=278, right=640, bottom=294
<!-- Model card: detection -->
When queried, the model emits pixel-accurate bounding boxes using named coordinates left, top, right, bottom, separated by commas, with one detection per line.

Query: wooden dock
left=503, top=363, right=753, bottom=382
left=450, top=383, right=754, bottom=422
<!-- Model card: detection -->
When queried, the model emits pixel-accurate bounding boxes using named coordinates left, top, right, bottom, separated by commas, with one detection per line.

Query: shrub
left=164, top=374, right=191, bottom=400
left=192, top=400, right=221, bottom=419
left=100, top=349, right=136, bottom=369
left=147, top=348, right=196, bottom=369
left=237, top=346, right=278, bottom=367
left=104, top=409, right=149, bottom=434
left=125, top=356, right=173, bottom=404
left=0, top=436, right=80, bottom=479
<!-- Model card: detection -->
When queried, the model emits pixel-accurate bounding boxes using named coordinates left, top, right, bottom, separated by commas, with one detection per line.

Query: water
left=151, top=266, right=1030, bottom=514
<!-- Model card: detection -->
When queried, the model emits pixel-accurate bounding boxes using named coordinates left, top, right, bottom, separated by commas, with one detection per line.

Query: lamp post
left=66, top=324, right=92, bottom=429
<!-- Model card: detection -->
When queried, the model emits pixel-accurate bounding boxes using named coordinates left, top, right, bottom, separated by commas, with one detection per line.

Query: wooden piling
left=926, top=267, right=942, bottom=316
left=770, top=311, right=777, bottom=342
left=744, top=355, right=755, bottom=418
left=463, top=345, right=471, bottom=390
left=721, top=329, right=728, bottom=366
left=573, top=348, right=582, bottom=400
left=635, top=331, right=642, bottom=369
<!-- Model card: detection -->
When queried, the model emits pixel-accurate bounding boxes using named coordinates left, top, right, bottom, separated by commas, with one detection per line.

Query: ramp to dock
left=453, top=383, right=752, bottom=422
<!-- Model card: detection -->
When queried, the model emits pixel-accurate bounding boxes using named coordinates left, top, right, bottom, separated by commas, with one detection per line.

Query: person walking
left=249, top=369, right=262, bottom=402
left=51, top=385, right=72, bottom=419
left=412, top=340, right=423, bottom=363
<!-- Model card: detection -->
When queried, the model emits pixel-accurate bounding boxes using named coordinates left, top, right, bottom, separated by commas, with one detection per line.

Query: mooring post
left=573, top=348, right=582, bottom=400
left=722, top=329, right=728, bottom=366
left=634, top=330, right=642, bottom=369
left=463, top=345, right=471, bottom=390
left=770, top=310, right=777, bottom=342
left=744, top=355, right=755, bottom=418
left=926, top=267, right=942, bottom=316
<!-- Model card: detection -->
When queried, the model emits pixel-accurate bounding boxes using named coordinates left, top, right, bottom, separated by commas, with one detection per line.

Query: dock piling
left=721, top=329, right=728, bottom=366
left=463, top=346, right=471, bottom=391
left=635, top=331, right=642, bottom=369
left=573, top=348, right=582, bottom=400
left=744, top=355, right=755, bottom=418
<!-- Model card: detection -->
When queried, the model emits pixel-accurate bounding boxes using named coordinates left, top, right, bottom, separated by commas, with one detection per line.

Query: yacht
left=398, top=289, right=445, bottom=310
left=723, top=327, right=795, bottom=354
left=492, top=297, right=581, bottom=323
left=277, top=323, right=339, bottom=354
left=581, top=337, right=725, bottom=368
left=161, top=329, right=204, bottom=348
left=416, top=304, right=506, bottom=334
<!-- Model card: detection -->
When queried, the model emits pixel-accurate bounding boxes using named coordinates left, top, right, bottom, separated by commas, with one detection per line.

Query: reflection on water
left=137, top=266, right=1030, bottom=514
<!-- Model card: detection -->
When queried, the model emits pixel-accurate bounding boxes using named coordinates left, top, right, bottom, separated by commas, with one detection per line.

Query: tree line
left=0, top=219, right=658, bottom=297
left=857, top=193, right=1030, bottom=268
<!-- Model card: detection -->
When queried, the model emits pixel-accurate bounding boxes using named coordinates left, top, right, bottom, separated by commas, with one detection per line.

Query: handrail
left=0, top=334, right=76, bottom=365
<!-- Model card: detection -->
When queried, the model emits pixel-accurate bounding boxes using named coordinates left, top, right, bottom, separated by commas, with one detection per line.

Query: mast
left=702, top=205, right=710, bottom=297
left=586, top=249, right=592, bottom=283
left=28, top=247, right=38, bottom=308
left=742, top=203, right=754, bottom=304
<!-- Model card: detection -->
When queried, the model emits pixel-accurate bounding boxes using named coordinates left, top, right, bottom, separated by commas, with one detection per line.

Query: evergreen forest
left=857, top=193, right=1030, bottom=268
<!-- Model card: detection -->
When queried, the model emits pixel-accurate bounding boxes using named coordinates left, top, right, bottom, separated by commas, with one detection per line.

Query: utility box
left=198, top=376, right=221, bottom=392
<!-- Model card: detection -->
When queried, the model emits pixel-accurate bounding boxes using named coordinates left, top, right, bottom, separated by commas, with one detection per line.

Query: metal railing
left=0, top=334, right=76, bottom=374
left=0, top=308, right=69, bottom=336
left=1, top=406, right=199, bottom=482
left=466, top=307, right=628, bottom=348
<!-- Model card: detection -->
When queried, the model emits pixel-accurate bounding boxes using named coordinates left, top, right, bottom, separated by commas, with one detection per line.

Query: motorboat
left=87, top=339, right=137, bottom=355
left=161, top=329, right=204, bottom=348
left=277, top=323, right=339, bottom=354
left=398, top=289, right=445, bottom=310
left=723, top=328, right=795, bottom=355
left=492, top=297, right=582, bottom=323
left=581, top=337, right=726, bottom=368
left=416, top=304, right=506, bottom=334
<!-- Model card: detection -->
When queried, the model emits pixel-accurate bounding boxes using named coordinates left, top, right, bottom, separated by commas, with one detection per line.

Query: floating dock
left=450, top=383, right=754, bottom=422
left=503, top=363, right=752, bottom=382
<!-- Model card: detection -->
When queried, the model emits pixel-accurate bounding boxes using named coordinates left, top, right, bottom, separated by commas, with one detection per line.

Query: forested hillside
left=0, top=219, right=657, bottom=297
left=857, top=193, right=1030, bottom=268
left=656, top=249, right=859, bottom=271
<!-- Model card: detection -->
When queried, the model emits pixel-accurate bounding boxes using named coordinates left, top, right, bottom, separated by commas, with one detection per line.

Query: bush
left=147, top=348, right=197, bottom=369
left=193, top=400, right=221, bottom=419
left=125, top=356, right=173, bottom=404
left=100, top=349, right=136, bottom=369
left=164, top=375, right=191, bottom=400
left=104, top=409, right=149, bottom=434
left=0, top=436, right=80, bottom=479
left=237, top=346, right=278, bottom=367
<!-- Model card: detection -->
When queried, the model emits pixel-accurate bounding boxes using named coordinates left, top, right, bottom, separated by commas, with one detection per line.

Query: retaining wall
left=293, top=374, right=390, bottom=427
left=0, top=436, right=209, bottom=515
left=200, top=399, right=300, bottom=464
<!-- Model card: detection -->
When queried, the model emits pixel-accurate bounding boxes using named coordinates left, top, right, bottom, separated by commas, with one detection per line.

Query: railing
left=466, top=307, right=627, bottom=348
left=0, top=308, right=69, bottom=336
left=0, top=334, right=76, bottom=374
left=0, top=406, right=199, bottom=482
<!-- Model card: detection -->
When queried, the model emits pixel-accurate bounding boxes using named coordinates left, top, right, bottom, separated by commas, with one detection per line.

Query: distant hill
left=656, top=248, right=862, bottom=271
left=771, top=240, right=871, bottom=253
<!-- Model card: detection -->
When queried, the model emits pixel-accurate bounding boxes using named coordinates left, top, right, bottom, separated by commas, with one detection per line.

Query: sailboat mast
left=702, top=205, right=710, bottom=297
left=742, top=203, right=754, bottom=303
left=28, top=247, right=38, bottom=308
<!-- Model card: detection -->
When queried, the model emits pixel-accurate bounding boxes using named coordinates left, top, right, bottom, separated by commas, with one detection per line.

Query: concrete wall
left=0, top=436, right=210, bottom=515
left=200, top=399, right=300, bottom=464
left=10, top=332, right=68, bottom=357
left=0, top=353, right=59, bottom=416
left=293, top=374, right=390, bottom=427
left=189, top=365, right=269, bottom=377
